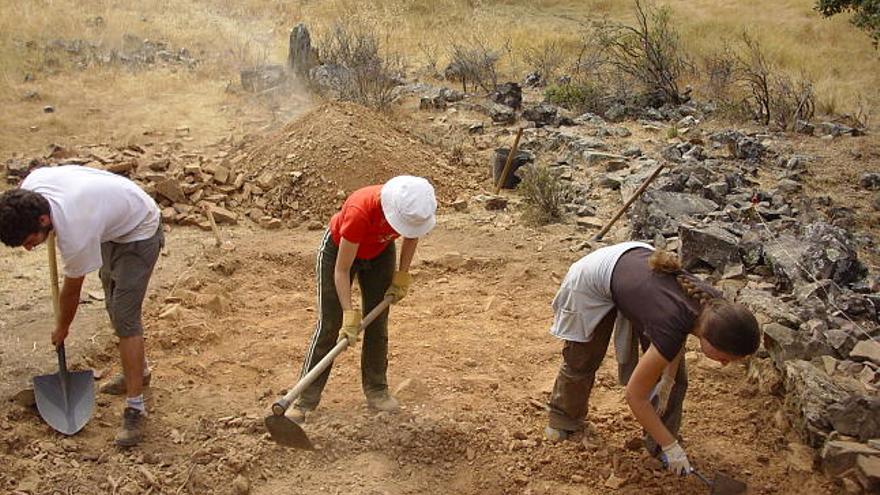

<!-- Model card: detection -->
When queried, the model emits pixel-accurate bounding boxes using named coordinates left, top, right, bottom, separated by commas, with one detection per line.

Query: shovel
left=33, top=233, right=95, bottom=435
left=693, top=469, right=747, bottom=495
left=265, top=296, right=393, bottom=449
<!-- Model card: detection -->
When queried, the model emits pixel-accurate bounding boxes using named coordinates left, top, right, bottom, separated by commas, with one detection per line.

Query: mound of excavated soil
left=229, top=101, right=466, bottom=221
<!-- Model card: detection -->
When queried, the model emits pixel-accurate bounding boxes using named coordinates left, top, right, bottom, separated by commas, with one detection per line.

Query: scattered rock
left=489, top=104, right=516, bottom=125
left=158, top=304, right=183, bottom=321
left=522, top=103, right=558, bottom=127
left=786, top=441, right=815, bottom=472
left=783, top=360, right=850, bottom=447
left=763, top=323, right=804, bottom=369
left=207, top=205, right=238, bottom=225
left=827, top=395, right=880, bottom=441
left=821, top=440, right=880, bottom=476
left=630, top=191, right=719, bottom=238
left=490, top=82, right=522, bottom=110
left=155, top=178, right=185, bottom=203
left=477, top=194, right=508, bottom=211
left=232, top=474, right=250, bottom=495
left=850, top=340, right=880, bottom=366
left=856, top=455, right=880, bottom=491
left=604, top=473, right=627, bottom=489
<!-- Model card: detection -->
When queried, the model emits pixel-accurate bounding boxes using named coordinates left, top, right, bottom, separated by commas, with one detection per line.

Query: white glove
left=654, top=377, right=675, bottom=416
left=660, top=441, right=692, bottom=476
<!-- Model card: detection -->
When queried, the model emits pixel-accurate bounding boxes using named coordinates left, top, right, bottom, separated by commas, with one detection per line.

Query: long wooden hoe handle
left=271, top=296, right=394, bottom=416
left=592, top=162, right=666, bottom=241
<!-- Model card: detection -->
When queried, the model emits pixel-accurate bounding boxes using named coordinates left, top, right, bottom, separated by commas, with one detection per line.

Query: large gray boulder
left=784, top=360, right=850, bottom=447
left=827, top=395, right=880, bottom=442
left=629, top=191, right=718, bottom=238
left=763, top=235, right=808, bottom=292
left=679, top=224, right=741, bottom=271
left=821, top=440, right=880, bottom=477
left=522, top=103, right=558, bottom=127
left=738, top=288, right=803, bottom=328
left=491, top=82, right=522, bottom=110
left=308, top=64, right=352, bottom=93
left=288, top=23, right=318, bottom=77
left=802, top=222, right=866, bottom=287
left=763, top=322, right=834, bottom=369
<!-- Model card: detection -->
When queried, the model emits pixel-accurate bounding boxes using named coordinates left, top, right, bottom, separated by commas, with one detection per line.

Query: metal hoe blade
left=33, top=345, right=95, bottom=435
left=265, top=414, right=314, bottom=450
left=265, top=297, right=394, bottom=449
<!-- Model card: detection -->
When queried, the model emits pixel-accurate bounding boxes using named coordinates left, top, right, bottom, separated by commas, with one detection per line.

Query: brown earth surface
left=0, top=214, right=840, bottom=495
left=3, top=85, right=878, bottom=495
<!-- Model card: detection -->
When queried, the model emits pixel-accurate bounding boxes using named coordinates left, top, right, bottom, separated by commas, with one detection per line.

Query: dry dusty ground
left=0, top=206, right=841, bottom=494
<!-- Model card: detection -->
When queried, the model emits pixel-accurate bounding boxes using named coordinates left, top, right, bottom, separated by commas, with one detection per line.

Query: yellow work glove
left=384, top=271, right=412, bottom=304
left=337, top=309, right=362, bottom=346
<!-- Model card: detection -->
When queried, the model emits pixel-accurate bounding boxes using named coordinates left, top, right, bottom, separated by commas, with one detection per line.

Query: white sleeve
left=60, top=240, right=103, bottom=278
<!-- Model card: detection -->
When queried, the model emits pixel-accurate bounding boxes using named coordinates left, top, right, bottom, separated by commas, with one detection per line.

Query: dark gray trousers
left=99, top=225, right=164, bottom=337
left=547, top=309, right=687, bottom=455
left=294, top=230, right=395, bottom=410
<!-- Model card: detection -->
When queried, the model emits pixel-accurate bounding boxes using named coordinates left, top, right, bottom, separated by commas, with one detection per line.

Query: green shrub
left=517, top=165, right=567, bottom=225
left=544, top=82, right=607, bottom=114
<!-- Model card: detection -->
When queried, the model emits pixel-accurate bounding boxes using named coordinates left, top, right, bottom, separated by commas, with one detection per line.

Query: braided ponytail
left=648, top=249, right=760, bottom=358
left=648, top=250, right=716, bottom=307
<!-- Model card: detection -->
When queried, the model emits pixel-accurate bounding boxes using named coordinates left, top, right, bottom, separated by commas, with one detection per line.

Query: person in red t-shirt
left=288, top=175, right=437, bottom=422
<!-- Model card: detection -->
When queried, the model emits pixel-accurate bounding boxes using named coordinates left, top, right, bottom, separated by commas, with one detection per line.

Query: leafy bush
left=592, top=0, right=692, bottom=105
left=445, top=36, right=507, bottom=92
left=544, top=82, right=609, bottom=114
left=736, top=33, right=815, bottom=130
left=315, top=22, right=403, bottom=110
left=517, top=165, right=567, bottom=225
left=522, top=39, right=569, bottom=85
left=815, top=0, right=880, bottom=48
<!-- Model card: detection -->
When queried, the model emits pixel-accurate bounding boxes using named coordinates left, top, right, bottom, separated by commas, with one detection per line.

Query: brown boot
left=100, top=373, right=151, bottom=396
left=366, top=391, right=400, bottom=412
left=114, top=407, right=145, bottom=447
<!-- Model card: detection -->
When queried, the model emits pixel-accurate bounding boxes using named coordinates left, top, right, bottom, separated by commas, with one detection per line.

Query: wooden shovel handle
left=47, top=232, right=60, bottom=321
left=494, top=128, right=524, bottom=194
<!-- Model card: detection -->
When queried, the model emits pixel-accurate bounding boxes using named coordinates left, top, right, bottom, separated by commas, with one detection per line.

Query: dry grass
left=0, top=0, right=878, bottom=157
left=257, top=0, right=880, bottom=114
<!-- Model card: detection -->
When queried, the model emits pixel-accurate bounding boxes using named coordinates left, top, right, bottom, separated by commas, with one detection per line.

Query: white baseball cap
left=380, top=175, right=437, bottom=238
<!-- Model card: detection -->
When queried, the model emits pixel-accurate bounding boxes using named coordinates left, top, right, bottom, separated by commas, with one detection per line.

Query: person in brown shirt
left=545, top=244, right=760, bottom=476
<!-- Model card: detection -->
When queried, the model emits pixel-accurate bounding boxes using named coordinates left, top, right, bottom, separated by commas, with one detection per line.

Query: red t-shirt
left=329, top=185, right=399, bottom=259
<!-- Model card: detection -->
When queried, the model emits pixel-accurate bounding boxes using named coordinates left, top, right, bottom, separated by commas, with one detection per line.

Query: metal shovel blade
left=264, top=414, right=314, bottom=450
left=710, top=473, right=747, bottom=495
left=694, top=470, right=747, bottom=495
left=33, top=346, right=95, bottom=435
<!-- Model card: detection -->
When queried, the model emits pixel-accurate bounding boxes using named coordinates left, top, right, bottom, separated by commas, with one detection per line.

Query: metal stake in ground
left=592, top=162, right=666, bottom=241
left=265, top=296, right=394, bottom=449
left=493, top=128, right=525, bottom=195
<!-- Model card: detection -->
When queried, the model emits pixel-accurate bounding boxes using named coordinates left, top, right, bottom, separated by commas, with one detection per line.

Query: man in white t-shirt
left=0, top=165, right=163, bottom=447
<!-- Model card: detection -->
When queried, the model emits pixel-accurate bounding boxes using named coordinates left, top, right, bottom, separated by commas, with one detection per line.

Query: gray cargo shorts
left=99, top=225, right=164, bottom=338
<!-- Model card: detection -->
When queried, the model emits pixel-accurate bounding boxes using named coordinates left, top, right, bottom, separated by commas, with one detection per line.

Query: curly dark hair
left=0, top=188, right=51, bottom=247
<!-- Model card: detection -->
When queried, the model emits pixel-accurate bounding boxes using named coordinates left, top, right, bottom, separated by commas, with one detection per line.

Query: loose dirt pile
left=226, top=101, right=473, bottom=221
left=3, top=100, right=483, bottom=232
